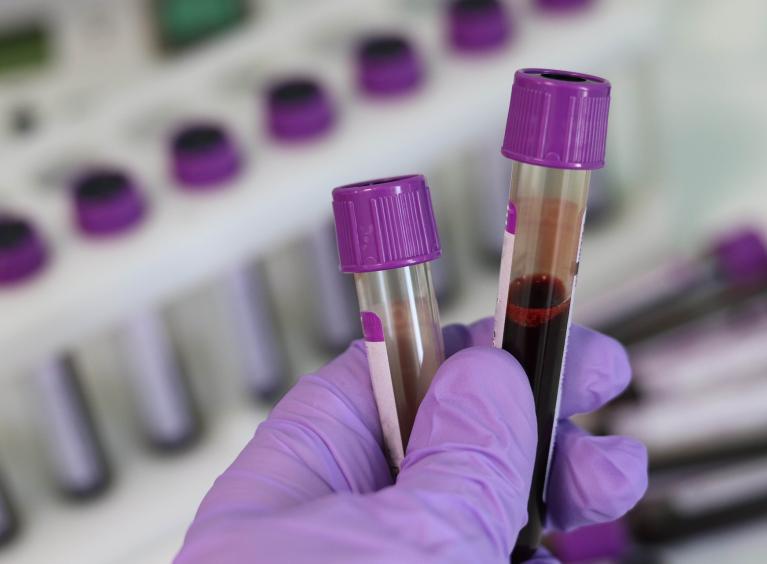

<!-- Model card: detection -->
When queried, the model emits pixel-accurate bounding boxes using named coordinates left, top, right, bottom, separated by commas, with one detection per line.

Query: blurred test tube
left=170, top=121, right=288, bottom=401
left=0, top=213, right=111, bottom=497
left=265, top=76, right=361, bottom=352
left=71, top=167, right=201, bottom=451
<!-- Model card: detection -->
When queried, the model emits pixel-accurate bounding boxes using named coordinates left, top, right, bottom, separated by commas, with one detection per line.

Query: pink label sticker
left=505, top=201, right=517, bottom=234
left=360, top=311, right=385, bottom=342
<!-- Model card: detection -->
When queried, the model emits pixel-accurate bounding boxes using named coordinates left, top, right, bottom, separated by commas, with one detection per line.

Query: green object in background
left=0, top=25, right=51, bottom=77
left=154, top=0, right=249, bottom=52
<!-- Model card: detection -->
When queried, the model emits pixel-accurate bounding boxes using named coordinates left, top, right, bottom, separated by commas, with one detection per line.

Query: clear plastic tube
left=333, top=174, right=444, bottom=472
left=631, top=456, right=767, bottom=543
left=355, top=263, right=444, bottom=465
left=121, top=310, right=200, bottom=450
left=223, top=263, right=288, bottom=401
left=493, top=68, right=611, bottom=559
left=590, top=232, right=767, bottom=346
left=494, top=162, right=589, bottom=558
left=33, top=356, right=110, bottom=498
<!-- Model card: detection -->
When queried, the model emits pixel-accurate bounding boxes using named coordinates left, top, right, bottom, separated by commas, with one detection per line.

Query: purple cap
left=711, top=227, right=767, bottom=286
left=0, top=214, right=48, bottom=286
left=72, top=168, right=146, bottom=236
left=536, top=0, right=594, bottom=13
left=447, top=0, right=511, bottom=53
left=266, top=77, right=335, bottom=142
left=549, top=520, right=629, bottom=561
left=170, top=122, right=242, bottom=189
left=332, top=174, right=441, bottom=273
left=501, top=68, right=611, bottom=170
left=356, top=34, right=424, bottom=97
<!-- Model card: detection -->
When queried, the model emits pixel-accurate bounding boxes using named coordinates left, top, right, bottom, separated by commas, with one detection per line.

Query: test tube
left=265, top=77, right=360, bottom=351
left=631, top=456, right=767, bottom=543
left=72, top=167, right=200, bottom=450
left=332, top=174, right=444, bottom=472
left=170, top=121, right=287, bottom=400
left=444, top=0, right=514, bottom=261
left=492, top=69, right=611, bottom=560
left=0, top=213, right=110, bottom=497
left=584, top=228, right=767, bottom=346
left=33, top=355, right=111, bottom=497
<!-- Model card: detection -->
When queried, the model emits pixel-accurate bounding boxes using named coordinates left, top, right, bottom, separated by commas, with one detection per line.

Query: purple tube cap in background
left=72, top=168, right=146, bottom=236
left=502, top=68, right=611, bottom=170
left=332, top=174, right=441, bottom=273
left=0, top=214, right=48, bottom=286
left=170, top=122, right=242, bottom=189
left=536, top=0, right=595, bottom=13
left=266, top=77, right=336, bottom=142
left=711, top=227, right=767, bottom=286
left=447, top=0, right=511, bottom=53
left=356, top=34, right=424, bottom=97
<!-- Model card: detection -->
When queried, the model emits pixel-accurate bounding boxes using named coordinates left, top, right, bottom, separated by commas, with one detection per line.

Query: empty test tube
left=170, top=121, right=288, bottom=400
left=492, top=69, right=611, bottom=560
left=72, top=167, right=200, bottom=450
left=588, top=228, right=767, bottom=345
left=33, top=356, right=111, bottom=497
left=332, top=174, right=445, bottom=472
left=266, top=77, right=361, bottom=351
left=0, top=213, right=111, bottom=497
left=445, top=0, right=513, bottom=260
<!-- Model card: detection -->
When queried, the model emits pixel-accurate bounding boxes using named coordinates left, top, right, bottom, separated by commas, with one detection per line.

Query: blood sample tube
left=491, top=69, right=611, bottom=560
left=332, top=174, right=444, bottom=472
left=72, top=167, right=200, bottom=450
left=585, top=227, right=767, bottom=346
left=171, top=121, right=287, bottom=400
left=0, top=213, right=110, bottom=497
left=265, top=77, right=360, bottom=351
left=354, top=34, right=456, bottom=306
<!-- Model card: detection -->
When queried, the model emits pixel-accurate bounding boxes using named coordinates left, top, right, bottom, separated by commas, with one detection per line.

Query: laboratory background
left=0, top=0, right=766, bottom=562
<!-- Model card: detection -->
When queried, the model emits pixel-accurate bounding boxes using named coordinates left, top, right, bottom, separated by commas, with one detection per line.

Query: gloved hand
left=175, top=318, right=646, bottom=564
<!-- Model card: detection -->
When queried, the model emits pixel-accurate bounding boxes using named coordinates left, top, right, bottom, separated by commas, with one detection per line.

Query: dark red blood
left=502, top=274, right=572, bottom=558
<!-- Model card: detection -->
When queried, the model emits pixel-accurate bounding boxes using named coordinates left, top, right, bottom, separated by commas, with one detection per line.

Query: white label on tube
left=123, top=310, right=192, bottom=445
left=361, top=311, right=405, bottom=472
left=493, top=233, right=515, bottom=348
left=34, top=358, right=101, bottom=492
